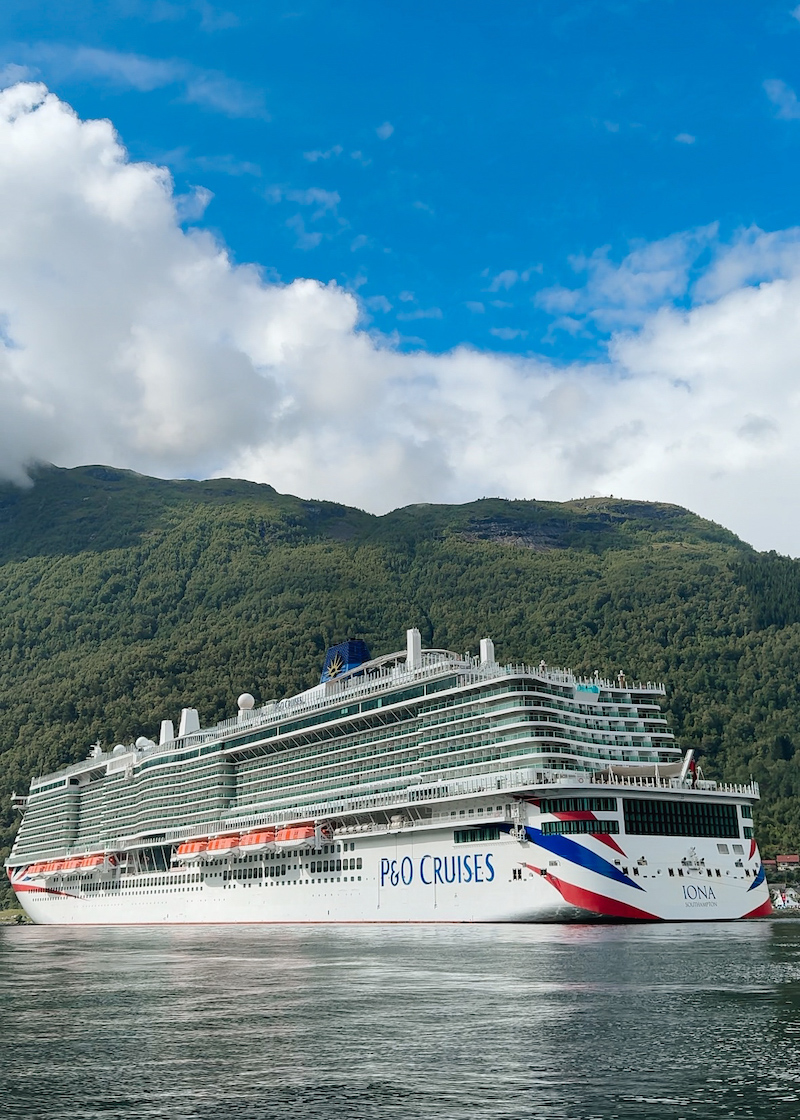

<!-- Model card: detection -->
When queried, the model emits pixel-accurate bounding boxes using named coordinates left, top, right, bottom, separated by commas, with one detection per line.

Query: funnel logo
left=320, top=639, right=372, bottom=683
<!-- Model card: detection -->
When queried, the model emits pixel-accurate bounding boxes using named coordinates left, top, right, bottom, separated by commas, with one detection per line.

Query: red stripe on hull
left=12, top=883, right=74, bottom=898
left=742, top=897, right=772, bottom=919
left=592, top=833, right=627, bottom=857
left=526, top=864, right=660, bottom=920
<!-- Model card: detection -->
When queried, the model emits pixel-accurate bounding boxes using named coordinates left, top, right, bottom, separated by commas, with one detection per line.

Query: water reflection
left=1, top=921, right=798, bottom=1119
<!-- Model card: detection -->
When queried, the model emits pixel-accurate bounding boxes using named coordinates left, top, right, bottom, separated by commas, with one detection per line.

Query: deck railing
left=29, top=655, right=667, bottom=790
left=9, top=763, right=760, bottom=864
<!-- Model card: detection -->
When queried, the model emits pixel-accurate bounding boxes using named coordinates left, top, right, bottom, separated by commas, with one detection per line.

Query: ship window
left=733, top=844, right=744, bottom=855
left=743, top=827, right=753, bottom=839
left=623, top=799, right=739, bottom=839
left=668, top=868, right=674, bottom=877
left=454, top=827, right=502, bottom=844
left=323, top=860, right=329, bottom=873
left=336, top=859, right=342, bottom=872
left=541, top=820, right=620, bottom=837
left=740, top=805, right=753, bottom=819
left=541, top=797, right=618, bottom=814
left=357, top=858, right=363, bottom=869
left=717, top=844, right=729, bottom=854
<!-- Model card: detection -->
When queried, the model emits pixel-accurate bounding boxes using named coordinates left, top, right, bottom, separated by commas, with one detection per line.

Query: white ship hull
left=10, top=822, right=771, bottom=925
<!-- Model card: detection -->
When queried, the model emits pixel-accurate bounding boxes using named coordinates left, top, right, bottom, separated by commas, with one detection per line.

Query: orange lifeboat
left=44, top=859, right=66, bottom=877
left=275, top=824, right=316, bottom=849
left=206, top=833, right=240, bottom=857
left=176, top=839, right=208, bottom=863
left=62, top=857, right=83, bottom=872
left=79, top=854, right=105, bottom=875
left=239, top=828, right=276, bottom=853
left=27, top=862, right=48, bottom=876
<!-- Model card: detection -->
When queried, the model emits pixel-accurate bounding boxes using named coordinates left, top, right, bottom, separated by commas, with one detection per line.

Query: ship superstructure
left=5, top=630, right=770, bottom=923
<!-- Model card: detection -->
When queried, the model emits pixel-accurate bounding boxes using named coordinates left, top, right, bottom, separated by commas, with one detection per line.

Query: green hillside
left=2, top=464, right=800, bottom=905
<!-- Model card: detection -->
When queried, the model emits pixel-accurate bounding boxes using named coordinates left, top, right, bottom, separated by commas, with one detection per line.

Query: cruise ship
left=5, top=629, right=770, bottom=924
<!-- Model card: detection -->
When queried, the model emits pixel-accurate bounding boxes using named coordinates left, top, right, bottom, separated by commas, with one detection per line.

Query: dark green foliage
left=734, top=552, right=800, bottom=629
left=0, top=464, right=799, bottom=907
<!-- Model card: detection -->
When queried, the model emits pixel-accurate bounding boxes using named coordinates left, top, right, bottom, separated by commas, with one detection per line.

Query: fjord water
left=1, top=922, right=799, bottom=1120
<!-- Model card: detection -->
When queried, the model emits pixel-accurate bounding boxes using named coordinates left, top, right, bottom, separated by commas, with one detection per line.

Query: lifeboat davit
left=176, top=839, right=208, bottom=863
left=206, top=833, right=240, bottom=857
left=79, top=854, right=105, bottom=875
left=239, top=828, right=276, bottom=853
left=275, top=824, right=316, bottom=850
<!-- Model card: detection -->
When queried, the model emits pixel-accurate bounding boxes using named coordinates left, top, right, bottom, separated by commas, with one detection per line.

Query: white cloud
left=285, top=214, right=323, bottom=249
left=376, top=121, right=394, bottom=140
left=11, top=44, right=267, bottom=117
left=675, top=132, right=696, bottom=144
left=764, top=78, right=800, bottom=120
left=174, top=184, right=213, bottom=223
left=117, top=1, right=238, bottom=29
left=365, top=295, right=392, bottom=313
left=487, top=269, right=519, bottom=292
left=396, top=307, right=443, bottom=321
left=465, top=301, right=485, bottom=313
left=536, top=228, right=716, bottom=331
left=303, top=145, right=343, bottom=162
left=189, top=152, right=261, bottom=177
left=284, top=187, right=340, bottom=213
left=0, top=63, right=34, bottom=87
left=793, top=4, right=800, bottom=23
left=490, top=327, right=528, bottom=340
left=6, top=84, right=800, bottom=552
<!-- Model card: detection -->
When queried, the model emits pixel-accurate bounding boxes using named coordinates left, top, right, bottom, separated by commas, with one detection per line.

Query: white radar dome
left=238, top=693, right=256, bottom=711
left=112, top=744, right=127, bottom=755
left=135, top=736, right=155, bottom=749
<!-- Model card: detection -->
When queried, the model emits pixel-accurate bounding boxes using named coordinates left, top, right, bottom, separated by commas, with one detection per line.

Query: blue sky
left=4, top=2, right=800, bottom=551
left=4, top=0, right=799, bottom=357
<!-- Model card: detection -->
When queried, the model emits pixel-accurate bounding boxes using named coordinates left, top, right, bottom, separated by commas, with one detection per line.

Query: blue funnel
left=320, top=639, right=372, bottom=683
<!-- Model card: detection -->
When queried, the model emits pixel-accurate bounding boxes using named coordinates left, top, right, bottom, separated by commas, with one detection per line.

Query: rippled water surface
left=2, top=921, right=800, bottom=1119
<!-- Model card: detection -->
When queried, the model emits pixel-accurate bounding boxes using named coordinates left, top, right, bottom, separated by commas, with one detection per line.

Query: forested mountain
left=2, top=464, right=800, bottom=904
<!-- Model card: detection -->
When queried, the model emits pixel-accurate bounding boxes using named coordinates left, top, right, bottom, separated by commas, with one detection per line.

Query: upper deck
left=8, top=629, right=753, bottom=865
